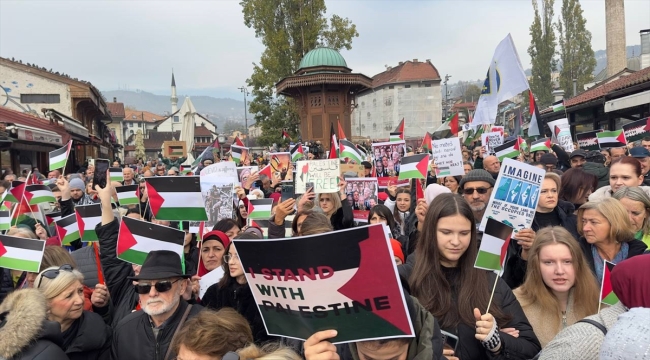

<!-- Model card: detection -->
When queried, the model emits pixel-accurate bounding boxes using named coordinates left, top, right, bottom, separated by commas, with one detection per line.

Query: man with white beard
left=111, top=251, right=203, bottom=360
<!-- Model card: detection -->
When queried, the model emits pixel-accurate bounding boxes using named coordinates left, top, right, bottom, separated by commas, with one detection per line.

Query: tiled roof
left=0, top=106, right=71, bottom=144
left=124, top=110, right=164, bottom=122
left=107, top=102, right=125, bottom=118
left=194, top=124, right=214, bottom=137
left=143, top=131, right=181, bottom=150
left=371, top=60, right=441, bottom=88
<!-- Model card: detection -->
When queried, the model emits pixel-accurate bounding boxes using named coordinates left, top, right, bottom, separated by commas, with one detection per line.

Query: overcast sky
left=1, top=0, right=648, bottom=99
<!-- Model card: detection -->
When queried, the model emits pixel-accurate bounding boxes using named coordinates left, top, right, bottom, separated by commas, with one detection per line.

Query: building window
left=137, top=123, right=141, bottom=127
left=424, top=83, right=432, bottom=87
left=173, top=116, right=180, bottom=123
left=389, top=86, right=394, bottom=89
left=20, top=94, right=60, bottom=104
left=404, top=85, right=411, bottom=88
left=129, top=122, right=133, bottom=128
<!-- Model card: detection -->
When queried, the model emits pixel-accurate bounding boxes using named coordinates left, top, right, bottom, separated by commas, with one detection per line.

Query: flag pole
left=486, top=274, right=499, bottom=314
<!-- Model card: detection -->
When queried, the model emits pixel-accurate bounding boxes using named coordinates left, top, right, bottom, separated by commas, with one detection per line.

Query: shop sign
left=17, top=128, right=63, bottom=146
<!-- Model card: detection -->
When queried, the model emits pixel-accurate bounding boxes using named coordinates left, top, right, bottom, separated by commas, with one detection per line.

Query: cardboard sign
left=199, top=267, right=225, bottom=299
left=233, top=224, right=415, bottom=343
left=481, top=132, right=504, bottom=154
left=371, top=141, right=409, bottom=188
left=576, top=130, right=603, bottom=151
left=340, top=164, right=365, bottom=178
left=295, top=159, right=340, bottom=194
left=480, top=158, right=545, bottom=233
left=431, top=137, right=464, bottom=177
left=547, top=118, right=574, bottom=153
left=163, top=141, right=187, bottom=158
left=343, top=178, right=379, bottom=222
left=623, top=117, right=650, bottom=143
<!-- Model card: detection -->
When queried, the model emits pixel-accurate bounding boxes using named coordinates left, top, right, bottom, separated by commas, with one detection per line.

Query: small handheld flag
left=24, top=185, right=56, bottom=205
left=282, top=130, right=292, bottom=141
left=530, top=138, right=552, bottom=153
left=55, top=213, right=81, bottom=246
left=145, top=177, right=208, bottom=221
left=75, top=204, right=102, bottom=242
left=235, top=136, right=245, bottom=147
left=338, top=121, right=347, bottom=141
left=117, top=216, right=185, bottom=265
left=552, top=100, right=565, bottom=113
left=0, top=235, right=45, bottom=272
left=231, top=145, right=247, bottom=166
left=596, top=130, right=627, bottom=148
left=389, top=132, right=403, bottom=142
left=247, top=199, right=274, bottom=220
left=394, top=118, right=405, bottom=135
left=474, top=218, right=513, bottom=272
left=421, top=132, right=432, bottom=153
left=115, top=185, right=140, bottom=205
left=494, top=139, right=522, bottom=162
left=339, top=139, right=364, bottom=164
left=398, top=154, right=428, bottom=180
left=600, top=260, right=619, bottom=306
left=328, top=123, right=339, bottom=159
left=6, top=181, right=26, bottom=203
left=109, top=168, right=124, bottom=182
left=49, top=141, right=72, bottom=171
left=291, top=143, right=305, bottom=162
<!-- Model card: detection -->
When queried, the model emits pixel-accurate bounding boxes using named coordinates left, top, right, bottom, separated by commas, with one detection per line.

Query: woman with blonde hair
left=611, top=186, right=650, bottom=247
left=317, top=176, right=353, bottom=230
left=35, top=265, right=111, bottom=359
left=576, top=198, right=647, bottom=282
left=237, top=343, right=302, bottom=360
left=514, top=227, right=599, bottom=348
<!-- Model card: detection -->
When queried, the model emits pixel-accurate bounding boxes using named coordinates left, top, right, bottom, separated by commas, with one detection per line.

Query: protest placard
left=481, top=132, right=504, bottom=154
left=344, top=178, right=379, bottom=222
left=270, top=152, right=292, bottom=181
left=233, top=224, right=414, bottom=343
left=371, top=141, right=408, bottom=188
left=576, top=130, right=603, bottom=151
left=622, top=117, right=650, bottom=143
left=547, top=118, right=574, bottom=153
left=340, top=163, right=365, bottom=178
left=237, top=166, right=258, bottom=185
left=295, top=159, right=340, bottom=194
left=431, top=137, right=464, bottom=177
left=199, top=177, right=234, bottom=229
left=199, top=267, right=224, bottom=298
left=200, top=161, right=238, bottom=183
left=479, top=158, right=545, bottom=233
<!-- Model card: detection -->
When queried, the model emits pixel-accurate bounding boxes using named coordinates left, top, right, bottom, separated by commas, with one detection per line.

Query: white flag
left=472, top=34, right=530, bottom=126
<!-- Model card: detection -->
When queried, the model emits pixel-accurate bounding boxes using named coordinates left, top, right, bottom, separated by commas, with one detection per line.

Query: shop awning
left=6, top=124, right=64, bottom=146
left=0, top=106, right=71, bottom=145
left=605, top=90, right=650, bottom=113
left=44, top=109, right=90, bottom=141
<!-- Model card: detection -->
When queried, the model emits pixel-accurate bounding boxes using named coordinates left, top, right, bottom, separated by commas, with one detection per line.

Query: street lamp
left=443, top=74, right=452, bottom=119
left=238, top=86, right=249, bottom=147
left=218, top=134, right=227, bottom=160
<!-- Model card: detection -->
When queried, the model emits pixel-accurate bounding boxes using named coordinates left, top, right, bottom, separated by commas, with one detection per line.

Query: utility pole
left=238, top=86, right=249, bottom=146
left=443, top=74, right=452, bottom=119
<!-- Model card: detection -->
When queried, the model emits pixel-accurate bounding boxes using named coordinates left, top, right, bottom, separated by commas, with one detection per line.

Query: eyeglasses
left=134, top=278, right=182, bottom=295
left=37, top=264, right=73, bottom=288
left=223, top=253, right=240, bottom=263
left=462, top=187, right=491, bottom=195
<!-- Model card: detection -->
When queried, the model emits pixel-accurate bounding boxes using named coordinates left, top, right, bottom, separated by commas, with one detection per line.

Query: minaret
left=171, top=71, right=178, bottom=114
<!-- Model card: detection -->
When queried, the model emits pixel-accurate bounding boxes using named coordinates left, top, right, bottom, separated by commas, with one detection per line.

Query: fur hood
left=0, top=289, right=50, bottom=358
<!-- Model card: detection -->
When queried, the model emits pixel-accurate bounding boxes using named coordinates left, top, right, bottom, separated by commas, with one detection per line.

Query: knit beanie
left=599, top=307, right=650, bottom=360
left=459, top=169, right=496, bottom=189
left=69, top=178, right=85, bottom=191
left=390, top=239, right=405, bottom=263
left=424, top=184, right=451, bottom=205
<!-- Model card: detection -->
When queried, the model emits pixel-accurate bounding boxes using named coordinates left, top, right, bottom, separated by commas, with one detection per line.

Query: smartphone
left=93, top=158, right=110, bottom=189
left=305, top=181, right=314, bottom=192
left=440, top=330, right=459, bottom=352
left=281, top=181, right=295, bottom=202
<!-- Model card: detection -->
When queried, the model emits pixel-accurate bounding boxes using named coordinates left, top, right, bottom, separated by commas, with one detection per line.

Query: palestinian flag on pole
left=389, top=132, right=402, bottom=142
left=109, top=168, right=124, bottom=182
left=55, top=213, right=81, bottom=245
left=6, top=181, right=26, bottom=203
left=192, top=139, right=220, bottom=167
left=231, top=145, right=247, bottom=166
left=597, top=130, right=627, bottom=148
left=0, top=235, right=45, bottom=272
left=494, top=139, right=522, bottom=162
left=338, top=120, right=347, bottom=140
left=339, top=139, right=364, bottom=164
left=247, top=199, right=273, bottom=220
left=0, top=210, right=10, bottom=231
left=394, top=118, right=405, bottom=137
left=518, top=136, right=528, bottom=153
left=421, top=132, right=432, bottom=153
left=291, top=143, right=305, bottom=162
left=433, top=113, right=459, bottom=139
left=282, top=130, right=291, bottom=141
left=24, top=185, right=56, bottom=205
left=75, top=204, right=102, bottom=242
left=232, top=224, right=414, bottom=342
left=145, top=176, right=208, bottom=221
left=552, top=100, right=565, bottom=112
left=328, top=123, right=339, bottom=160
left=49, top=140, right=72, bottom=171
left=116, top=185, right=139, bottom=205
left=234, top=136, right=245, bottom=147
left=530, top=138, right=552, bottom=153
left=398, top=154, right=428, bottom=180
left=474, top=218, right=513, bottom=271
left=527, top=90, right=543, bottom=137
left=600, top=260, right=619, bottom=306
left=117, top=216, right=185, bottom=265
left=45, top=211, right=61, bottom=227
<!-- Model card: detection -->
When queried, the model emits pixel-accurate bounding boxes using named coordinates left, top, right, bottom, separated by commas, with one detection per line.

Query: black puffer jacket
left=330, top=198, right=354, bottom=231
left=0, top=267, right=25, bottom=303
left=0, top=289, right=69, bottom=360
left=202, top=278, right=273, bottom=344
left=70, top=246, right=100, bottom=288
left=62, top=311, right=111, bottom=360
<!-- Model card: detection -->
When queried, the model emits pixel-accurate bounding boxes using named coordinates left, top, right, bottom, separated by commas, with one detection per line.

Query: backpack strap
left=164, top=304, right=193, bottom=360
left=577, top=319, right=608, bottom=335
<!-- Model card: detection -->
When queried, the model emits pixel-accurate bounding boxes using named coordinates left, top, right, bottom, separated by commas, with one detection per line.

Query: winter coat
left=502, top=201, right=579, bottom=289
left=71, top=245, right=100, bottom=288
left=0, top=268, right=26, bottom=303
left=267, top=215, right=288, bottom=239
left=62, top=311, right=111, bottom=360
left=111, top=299, right=203, bottom=360
left=589, top=184, right=650, bottom=202
left=539, top=302, right=626, bottom=360
left=578, top=236, right=647, bottom=278
left=0, top=289, right=69, bottom=360
left=582, top=162, right=609, bottom=189
left=201, top=278, right=272, bottom=344
left=329, top=198, right=354, bottom=231
left=97, top=218, right=139, bottom=328
left=551, top=144, right=570, bottom=171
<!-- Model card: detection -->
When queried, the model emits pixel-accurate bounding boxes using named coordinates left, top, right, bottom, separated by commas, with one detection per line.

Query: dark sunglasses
left=462, top=187, right=491, bottom=195
left=37, top=264, right=73, bottom=288
left=134, top=278, right=182, bottom=295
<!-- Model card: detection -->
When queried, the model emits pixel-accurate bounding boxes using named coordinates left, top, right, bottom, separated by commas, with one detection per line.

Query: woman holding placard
left=409, top=193, right=541, bottom=360
left=316, top=176, right=354, bottom=231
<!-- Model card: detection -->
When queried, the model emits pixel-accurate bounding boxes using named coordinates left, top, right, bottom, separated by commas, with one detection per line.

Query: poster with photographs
left=199, top=178, right=235, bottom=230
left=344, top=178, right=379, bottom=222
left=237, top=166, right=258, bottom=185
left=270, top=152, right=293, bottom=181
left=479, top=158, right=544, bottom=233
left=371, top=141, right=409, bottom=188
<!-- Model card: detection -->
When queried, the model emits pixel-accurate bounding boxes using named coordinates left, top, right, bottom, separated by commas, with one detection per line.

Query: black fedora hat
left=128, top=250, right=191, bottom=281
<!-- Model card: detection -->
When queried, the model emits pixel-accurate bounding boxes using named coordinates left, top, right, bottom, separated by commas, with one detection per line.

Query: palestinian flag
left=474, top=218, right=512, bottom=271
left=55, top=213, right=81, bottom=245
left=0, top=210, right=10, bottom=231
left=435, top=166, right=451, bottom=177
left=464, top=124, right=489, bottom=146
left=116, top=185, right=139, bottom=205
left=145, top=176, right=208, bottom=221
left=518, top=136, right=528, bottom=153
left=433, top=112, right=459, bottom=139
left=576, top=130, right=603, bottom=151
left=232, top=224, right=414, bottom=342
left=45, top=211, right=61, bottom=226
left=49, top=141, right=72, bottom=171
left=527, top=90, right=543, bottom=137
left=328, top=123, right=339, bottom=159
left=6, top=181, right=25, bottom=203
left=600, top=261, right=619, bottom=306
left=291, top=143, right=305, bottom=162
left=394, top=118, right=405, bottom=134
left=180, top=165, right=192, bottom=175
left=231, top=145, right=247, bottom=166
left=192, top=139, right=220, bottom=167
left=338, top=121, right=347, bottom=140
left=117, top=216, right=185, bottom=265
left=421, top=132, right=432, bottom=152
left=248, top=199, right=273, bottom=220
left=398, top=154, right=428, bottom=180
left=234, top=136, right=245, bottom=147
left=494, top=139, right=522, bottom=162
left=339, top=139, right=364, bottom=164
left=75, top=203, right=102, bottom=242
left=552, top=100, right=565, bottom=112
left=282, top=130, right=291, bottom=141
left=389, top=132, right=403, bottom=142
left=597, top=130, right=627, bottom=148
left=24, top=185, right=56, bottom=205
left=167, top=144, right=184, bottom=157
left=109, top=168, right=124, bottom=182
left=258, top=164, right=273, bottom=179
left=530, top=138, right=552, bottom=153
left=0, top=235, right=45, bottom=272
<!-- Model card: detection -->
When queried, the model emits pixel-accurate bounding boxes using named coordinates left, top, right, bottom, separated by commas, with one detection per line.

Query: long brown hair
left=409, top=193, right=512, bottom=328
left=516, top=227, right=599, bottom=329
left=393, top=187, right=410, bottom=226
